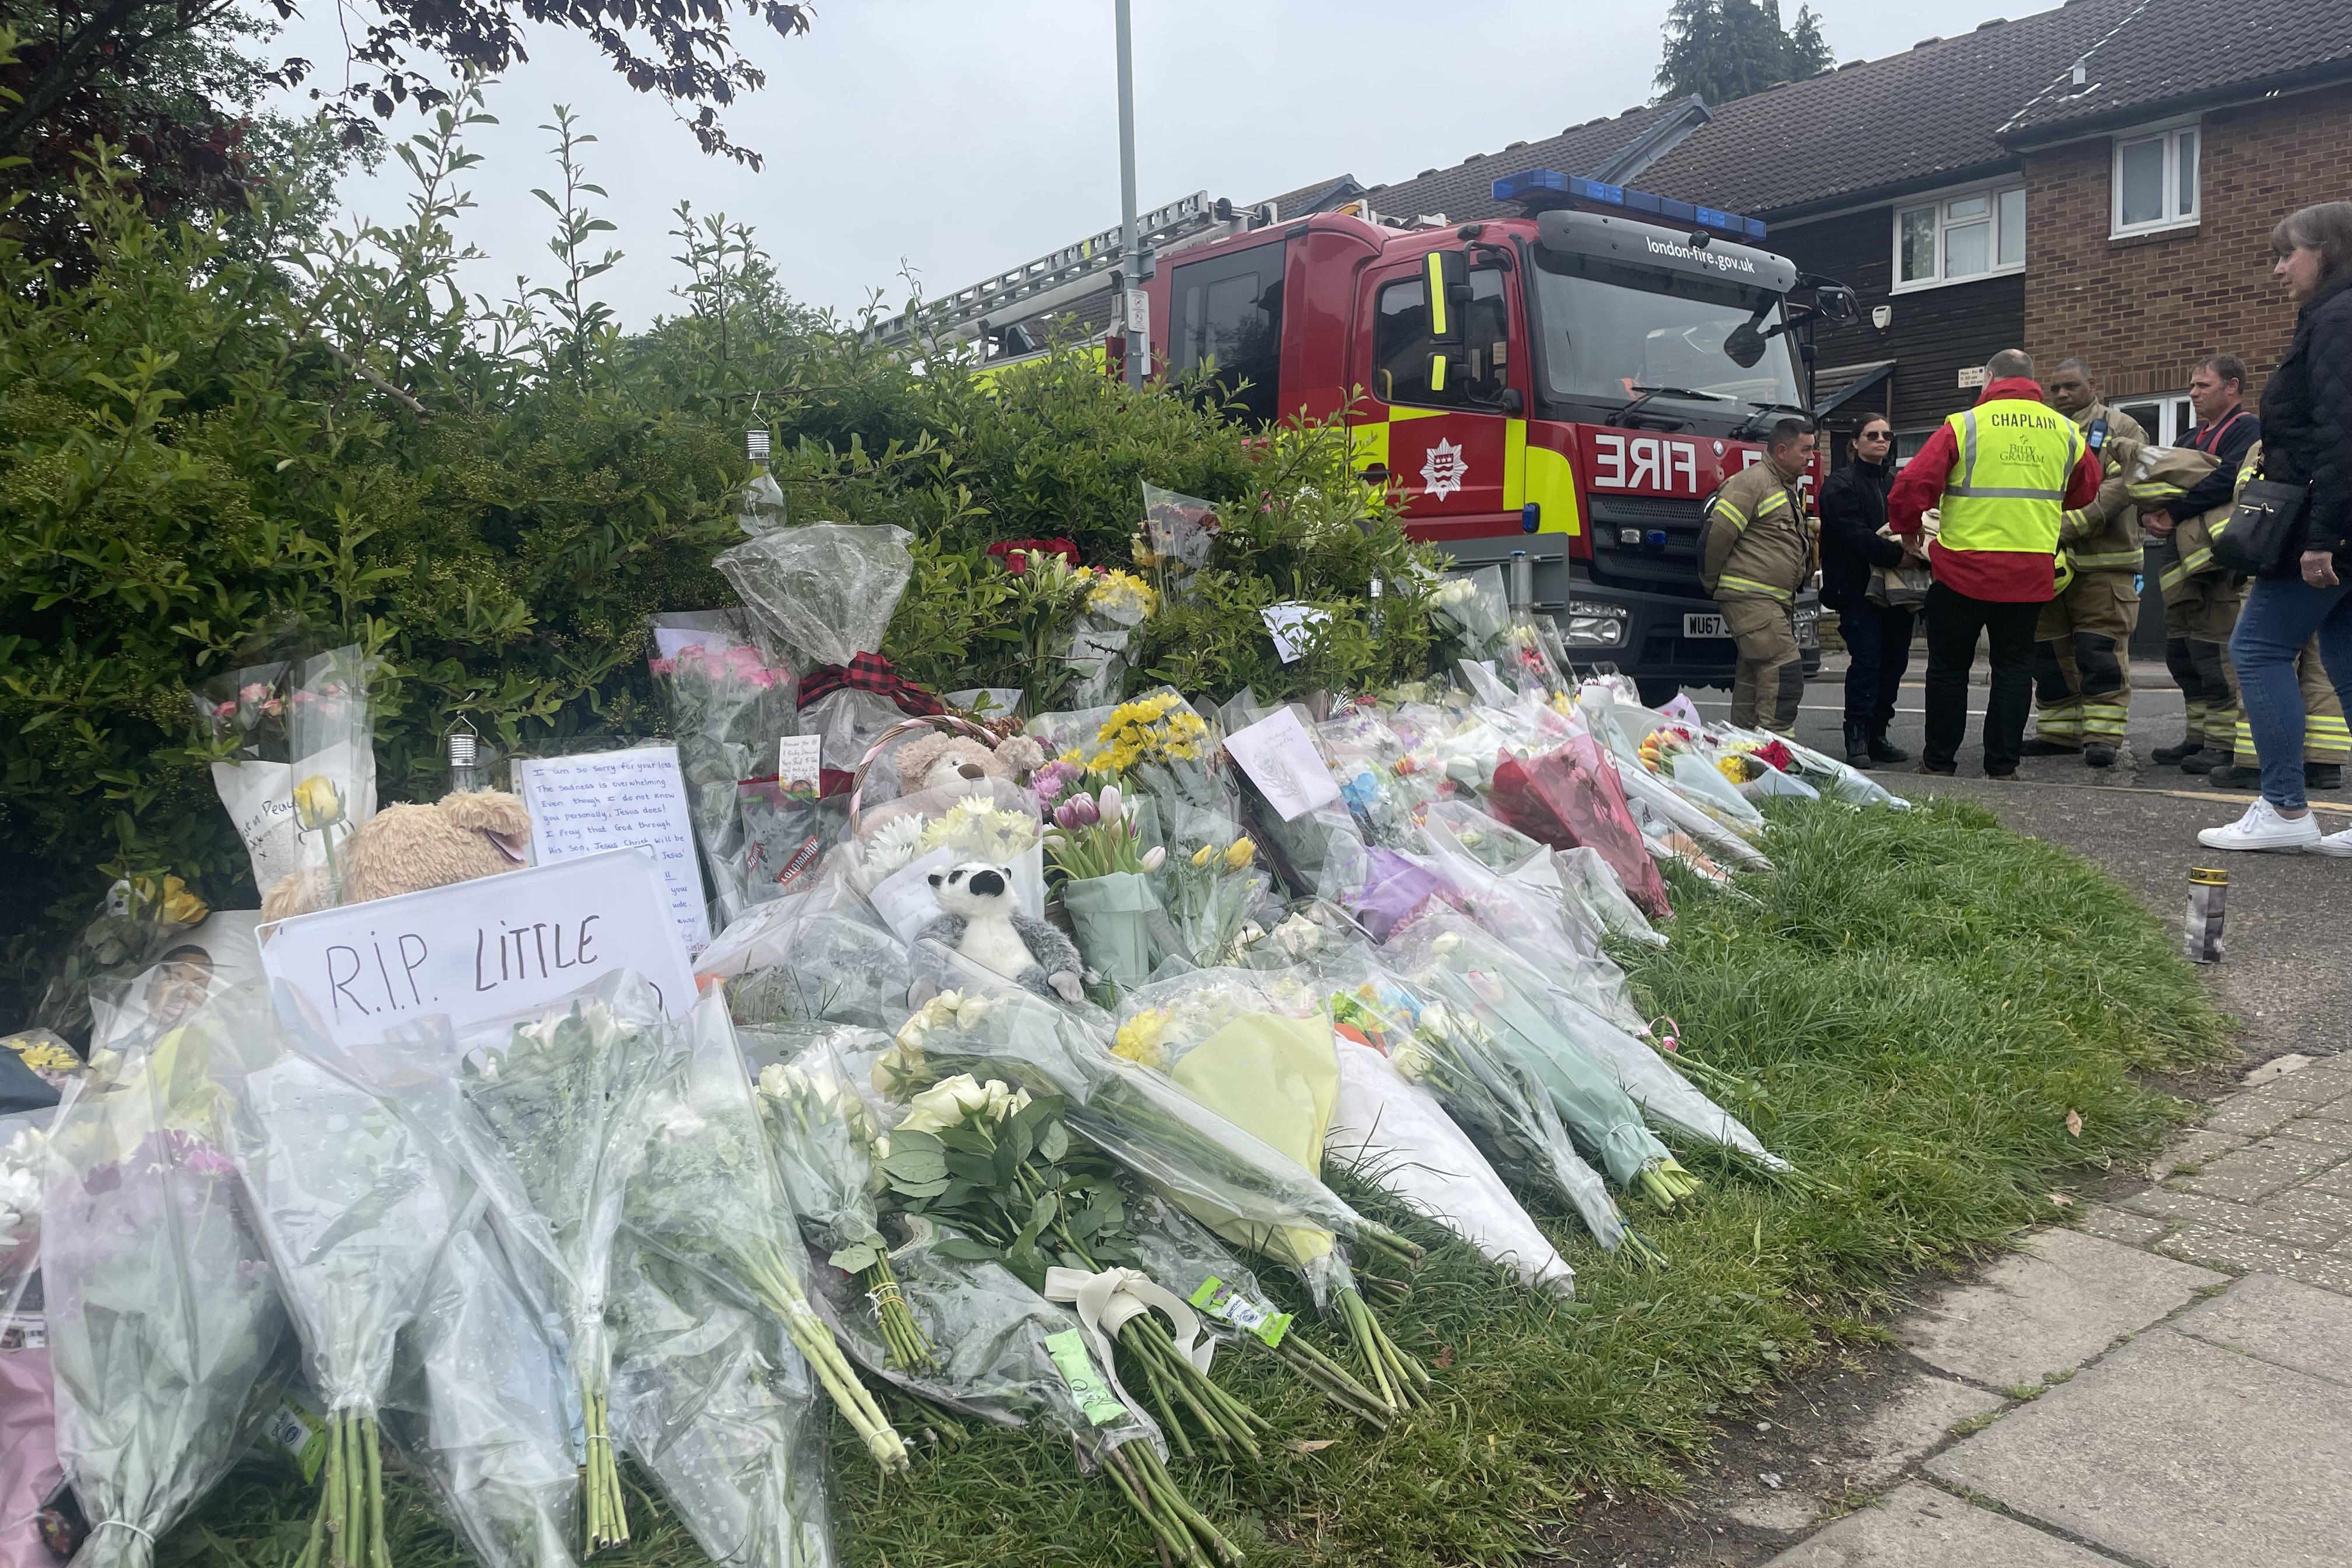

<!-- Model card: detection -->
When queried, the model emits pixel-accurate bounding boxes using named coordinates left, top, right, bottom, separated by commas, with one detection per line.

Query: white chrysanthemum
left=866, top=813, right=929, bottom=876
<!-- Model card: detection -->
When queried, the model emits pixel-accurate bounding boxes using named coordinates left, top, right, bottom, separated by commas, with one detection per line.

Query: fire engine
left=868, top=172, right=1857, bottom=706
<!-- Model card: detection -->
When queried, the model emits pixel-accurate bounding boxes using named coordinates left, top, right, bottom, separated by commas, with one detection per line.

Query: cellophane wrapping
left=609, top=1245, right=835, bottom=1568
left=626, top=993, right=904, bottom=1475
left=431, top=975, right=664, bottom=1546
left=1484, top=732, right=1674, bottom=919
left=220, top=1030, right=467, bottom=1427
left=1322, top=1006, right=1576, bottom=1298
left=1325, top=964, right=1626, bottom=1250
left=882, top=967, right=1374, bottom=1308
left=40, top=986, right=292, bottom=1568
left=383, top=1214, right=579, bottom=1568
left=649, top=611, right=802, bottom=922
left=1387, top=914, right=1671, bottom=1191
left=715, top=523, right=916, bottom=771
left=2, top=1105, right=62, bottom=1568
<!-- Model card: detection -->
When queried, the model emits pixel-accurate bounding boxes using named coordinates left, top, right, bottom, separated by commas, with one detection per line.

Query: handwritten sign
left=513, top=747, right=710, bottom=954
left=1224, top=708, right=1341, bottom=821
left=259, top=850, right=696, bottom=1051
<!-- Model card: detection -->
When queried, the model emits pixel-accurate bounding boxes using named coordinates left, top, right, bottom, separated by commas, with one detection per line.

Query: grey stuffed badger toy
left=921, top=861, right=1087, bottom=1003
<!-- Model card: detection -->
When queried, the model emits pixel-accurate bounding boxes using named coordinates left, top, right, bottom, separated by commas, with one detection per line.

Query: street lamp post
left=1115, top=0, right=1144, bottom=388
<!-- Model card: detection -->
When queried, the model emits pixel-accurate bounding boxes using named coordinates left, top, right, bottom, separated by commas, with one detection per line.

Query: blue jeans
left=2228, top=575, right=2352, bottom=810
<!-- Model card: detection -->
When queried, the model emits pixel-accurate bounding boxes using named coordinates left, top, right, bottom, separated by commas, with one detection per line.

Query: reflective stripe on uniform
left=1717, top=575, right=1794, bottom=603
left=1755, top=490, right=1790, bottom=516
left=2081, top=700, right=2129, bottom=740
left=1709, top=495, right=1749, bottom=533
left=2071, top=549, right=2144, bottom=570
left=1940, top=401, right=2080, bottom=556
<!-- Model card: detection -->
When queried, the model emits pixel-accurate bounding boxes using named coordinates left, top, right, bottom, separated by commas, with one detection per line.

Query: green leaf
left=881, top=1143, right=949, bottom=1185
left=827, top=1243, right=881, bottom=1275
left=891, top=1177, right=951, bottom=1199
left=932, top=1236, right=1002, bottom=1263
left=944, top=1150, right=999, bottom=1185
left=1037, top=1119, right=1071, bottom=1164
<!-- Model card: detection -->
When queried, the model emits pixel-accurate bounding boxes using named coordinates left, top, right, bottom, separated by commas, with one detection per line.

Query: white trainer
left=2314, top=825, right=2352, bottom=858
left=2197, top=799, right=2324, bottom=852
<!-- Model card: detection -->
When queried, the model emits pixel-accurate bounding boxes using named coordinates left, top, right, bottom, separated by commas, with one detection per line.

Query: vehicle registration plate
left=1683, top=613, right=1730, bottom=639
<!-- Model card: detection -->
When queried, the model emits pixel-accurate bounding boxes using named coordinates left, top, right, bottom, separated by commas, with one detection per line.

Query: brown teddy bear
left=892, top=730, right=1045, bottom=794
left=261, top=790, right=533, bottom=921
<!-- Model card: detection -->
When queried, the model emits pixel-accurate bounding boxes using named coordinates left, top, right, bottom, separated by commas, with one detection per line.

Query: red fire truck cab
left=1135, top=172, right=1851, bottom=705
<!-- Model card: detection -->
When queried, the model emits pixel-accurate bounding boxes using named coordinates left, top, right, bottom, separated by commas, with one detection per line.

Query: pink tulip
left=1056, top=793, right=1099, bottom=830
left=1140, top=846, right=1166, bottom=872
left=1098, top=783, right=1124, bottom=824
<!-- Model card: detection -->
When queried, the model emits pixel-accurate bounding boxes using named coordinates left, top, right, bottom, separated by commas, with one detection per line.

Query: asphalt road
left=1667, top=655, right=2346, bottom=1060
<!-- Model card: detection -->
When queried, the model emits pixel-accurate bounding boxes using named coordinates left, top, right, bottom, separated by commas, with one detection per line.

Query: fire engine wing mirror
left=1424, top=250, right=1467, bottom=349
left=1724, top=320, right=1769, bottom=369
left=1819, top=285, right=1859, bottom=323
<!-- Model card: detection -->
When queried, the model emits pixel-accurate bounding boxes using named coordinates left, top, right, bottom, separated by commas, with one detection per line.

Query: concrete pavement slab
left=1758, top=1483, right=2112, bottom=1568
left=2199, top=1080, right=2339, bottom=1138
left=1927, top=1328, right=2352, bottom=1568
left=2151, top=1127, right=2246, bottom=1180
left=2161, top=1224, right=2352, bottom=1293
left=1899, top=1227, right=2222, bottom=1389
left=2115, top=1182, right=2349, bottom=1249
left=2171, top=1133, right=2347, bottom=1202
left=2075, top=1204, right=2171, bottom=1247
left=2176, top=1273, right=2352, bottom=1386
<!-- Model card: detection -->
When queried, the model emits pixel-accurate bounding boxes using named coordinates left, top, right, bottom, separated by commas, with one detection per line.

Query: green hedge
left=0, top=132, right=1444, bottom=1019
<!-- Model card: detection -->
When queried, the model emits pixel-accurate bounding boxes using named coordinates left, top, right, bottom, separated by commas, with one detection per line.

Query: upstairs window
left=2113, top=124, right=2199, bottom=236
left=1893, top=183, right=2026, bottom=290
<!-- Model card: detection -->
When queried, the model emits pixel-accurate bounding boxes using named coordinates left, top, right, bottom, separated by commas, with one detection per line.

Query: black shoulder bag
left=2210, top=467, right=2311, bottom=578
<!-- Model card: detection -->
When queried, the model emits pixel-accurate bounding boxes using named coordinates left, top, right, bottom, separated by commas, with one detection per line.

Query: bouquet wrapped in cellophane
left=220, top=1024, right=469, bottom=1568
left=433, top=975, right=665, bottom=1552
left=382, top=1215, right=580, bottom=1568
left=626, top=993, right=907, bottom=1475
left=1312, top=965, right=1577, bottom=1298
left=1321, top=963, right=1638, bottom=1258
left=40, top=984, right=293, bottom=1568
left=880, top=965, right=1426, bottom=1416
left=609, top=1243, right=836, bottom=1568
left=745, top=1024, right=933, bottom=1374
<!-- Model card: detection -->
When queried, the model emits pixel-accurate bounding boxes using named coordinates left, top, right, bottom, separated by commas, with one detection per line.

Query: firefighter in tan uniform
left=2025, top=360, right=2147, bottom=768
left=1701, top=418, right=1817, bottom=733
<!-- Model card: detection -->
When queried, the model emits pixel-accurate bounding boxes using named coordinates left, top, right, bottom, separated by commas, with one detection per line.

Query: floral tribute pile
left=6, top=482, right=1917, bottom=1568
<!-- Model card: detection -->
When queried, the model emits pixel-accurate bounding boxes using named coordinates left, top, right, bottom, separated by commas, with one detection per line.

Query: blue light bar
left=1489, top=168, right=1767, bottom=240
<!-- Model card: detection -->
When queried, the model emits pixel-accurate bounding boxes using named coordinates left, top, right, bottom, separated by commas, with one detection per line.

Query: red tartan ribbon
left=796, top=651, right=944, bottom=718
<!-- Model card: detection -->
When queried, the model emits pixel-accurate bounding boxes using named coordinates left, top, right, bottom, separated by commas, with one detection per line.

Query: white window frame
left=2110, top=118, right=2200, bottom=238
left=2113, top=391, right=2194, bottom=446
left=1890, top=180, right=2028, bottom=293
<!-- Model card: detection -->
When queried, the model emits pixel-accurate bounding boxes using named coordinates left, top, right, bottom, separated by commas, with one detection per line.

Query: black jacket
left=2259, top=268, right=2352, bottom=559
left=1817, top=454, right=1903, bottom=610
left=2174, top=406, right=2260, bottom=522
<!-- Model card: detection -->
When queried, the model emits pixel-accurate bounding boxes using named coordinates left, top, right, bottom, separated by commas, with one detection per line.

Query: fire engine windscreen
left=1531, top=250, right=1803, bottom=415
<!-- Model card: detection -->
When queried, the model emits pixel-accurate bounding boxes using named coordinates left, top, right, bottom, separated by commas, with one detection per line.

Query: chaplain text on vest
left=258, top=848, right=696, bottom=1051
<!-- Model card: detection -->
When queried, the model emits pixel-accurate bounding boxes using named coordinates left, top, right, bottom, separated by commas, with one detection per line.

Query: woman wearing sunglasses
left=1817, top=418, right=1920, bottom=767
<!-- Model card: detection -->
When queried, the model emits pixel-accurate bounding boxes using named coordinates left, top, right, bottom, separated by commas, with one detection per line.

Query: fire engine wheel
left=1636, top=678, right=1684, bottom=709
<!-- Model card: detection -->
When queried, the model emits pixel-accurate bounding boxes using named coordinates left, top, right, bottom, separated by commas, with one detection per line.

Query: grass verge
left=163, top=796, right=2228, bottom=1568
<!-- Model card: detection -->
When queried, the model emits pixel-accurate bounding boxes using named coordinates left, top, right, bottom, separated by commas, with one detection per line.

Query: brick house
left=2002, top=5, right=2352, bottom=440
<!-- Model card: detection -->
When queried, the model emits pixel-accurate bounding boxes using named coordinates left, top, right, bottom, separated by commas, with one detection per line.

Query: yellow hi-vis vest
left=1938, top=398, right=2084, bottom=558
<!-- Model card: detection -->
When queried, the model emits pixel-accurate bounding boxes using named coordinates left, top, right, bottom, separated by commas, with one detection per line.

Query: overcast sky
left=271, top=1, right=2050, bottom=328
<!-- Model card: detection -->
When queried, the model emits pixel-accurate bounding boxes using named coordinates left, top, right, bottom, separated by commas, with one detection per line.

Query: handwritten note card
left=512, top=747, right=711, bottom=954
left=260, top=849, right=696, bottom=1052
left=1224, top=708, right=1341, bottom=821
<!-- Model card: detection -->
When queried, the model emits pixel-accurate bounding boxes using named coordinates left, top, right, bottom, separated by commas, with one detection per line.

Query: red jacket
left=1888, top=377, right=2105, bottom=603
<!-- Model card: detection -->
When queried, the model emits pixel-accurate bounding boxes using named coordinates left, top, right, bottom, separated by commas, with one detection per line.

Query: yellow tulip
left=1224, top=838, right=1256, bottom=871
left=1191, top=844, right=1214, bottom=868
left=292, top=774, right=346, bottom=831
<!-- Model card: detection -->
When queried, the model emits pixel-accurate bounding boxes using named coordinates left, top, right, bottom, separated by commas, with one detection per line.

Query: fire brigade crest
left=1420, top=439, right=1469, bottom=500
